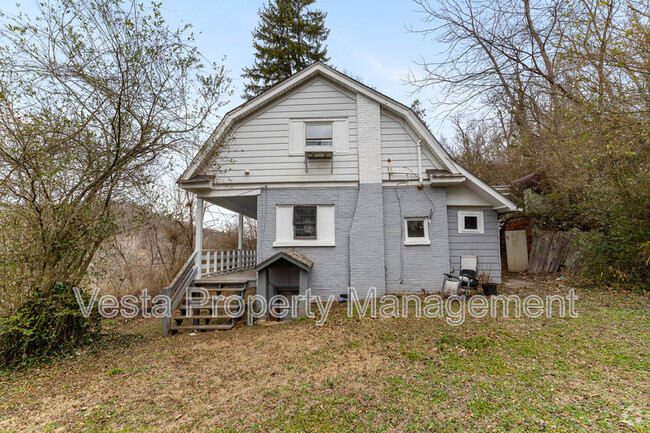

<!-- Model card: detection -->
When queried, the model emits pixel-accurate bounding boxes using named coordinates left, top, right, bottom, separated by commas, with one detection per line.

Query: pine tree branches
left=242, top=0, right=330, bottom=100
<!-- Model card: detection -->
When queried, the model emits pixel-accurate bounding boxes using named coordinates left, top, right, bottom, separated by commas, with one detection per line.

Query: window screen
left=305, top=123, right=332, bottom=146
left=293, top=206, right=317, bottom=239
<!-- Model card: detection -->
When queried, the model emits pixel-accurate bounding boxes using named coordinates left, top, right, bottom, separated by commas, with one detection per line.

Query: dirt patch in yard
left=0, top=277, right=648, bottom=432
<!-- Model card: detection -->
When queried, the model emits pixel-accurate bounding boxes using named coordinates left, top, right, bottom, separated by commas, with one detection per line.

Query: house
left=163, top=63, right=518, bottom=333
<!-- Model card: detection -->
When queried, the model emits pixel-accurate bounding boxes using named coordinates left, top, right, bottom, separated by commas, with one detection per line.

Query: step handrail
left=161, top=250, right=198, bottom=336
left=199, top=248, right=257, bottom=276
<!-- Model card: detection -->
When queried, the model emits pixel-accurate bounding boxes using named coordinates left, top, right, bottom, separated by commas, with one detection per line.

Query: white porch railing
left=200, top=249, right=257, bottom=277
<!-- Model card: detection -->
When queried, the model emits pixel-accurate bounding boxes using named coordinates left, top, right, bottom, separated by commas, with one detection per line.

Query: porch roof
left=208, top=195, right=257, bottom=219
left=178, top=176, right=259, bottom=219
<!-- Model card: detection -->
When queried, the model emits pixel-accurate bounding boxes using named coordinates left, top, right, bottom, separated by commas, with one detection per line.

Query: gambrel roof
left=181, top=62, right=518, bottom=212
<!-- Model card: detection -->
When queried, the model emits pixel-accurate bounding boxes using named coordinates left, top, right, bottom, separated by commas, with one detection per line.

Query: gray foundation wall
left=382, top=186, right=450, bottom=294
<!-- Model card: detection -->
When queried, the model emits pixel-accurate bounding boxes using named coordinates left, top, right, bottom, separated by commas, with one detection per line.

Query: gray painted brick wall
left=349, top=183, right=386, bottom=297
left=447, top=208, right=502, bottom=283
left=383, top=186, right=450, bottom=293
left=256, top=187, right=504, bottom=298
left=257, top=187, right=359, bottom=299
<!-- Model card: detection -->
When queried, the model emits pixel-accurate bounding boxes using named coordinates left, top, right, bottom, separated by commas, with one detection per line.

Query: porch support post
left=195, top=197, right=204, bottom=272
left=237, top=213, right=244, bottom=270
left=237, top=213, right=244, bottom=250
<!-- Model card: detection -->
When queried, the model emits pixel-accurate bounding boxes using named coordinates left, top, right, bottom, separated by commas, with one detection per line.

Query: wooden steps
left=167, top=278, right=252, bottom=334
left=169, top=323, right=235, bottom=332
left=172, top=314, right=234, bottom=320
left=179, top=299, right=244, bottom=307
left=189, top=285, right=246, bottom=291
left=177, top=306, right=232, bottom=313
left=161, top=253, right=258, bottom=337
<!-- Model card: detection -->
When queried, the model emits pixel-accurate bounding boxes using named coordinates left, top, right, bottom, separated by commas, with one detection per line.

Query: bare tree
left=410, top=0, right=589, bottom=150
left=411, top=0, right=650, bottom=285
left=0, top=0, right=230, bottom=297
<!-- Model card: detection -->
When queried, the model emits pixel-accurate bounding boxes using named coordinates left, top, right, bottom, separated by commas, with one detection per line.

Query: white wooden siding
left=380, top=110, right=442, bottom=181
left=446, top=185, right=493, bottom=207
left=208, top=78, right=359, bottom=184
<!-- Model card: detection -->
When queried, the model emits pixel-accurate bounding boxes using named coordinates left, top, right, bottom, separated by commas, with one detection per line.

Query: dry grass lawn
left=0, top=277, right=648, bottom=432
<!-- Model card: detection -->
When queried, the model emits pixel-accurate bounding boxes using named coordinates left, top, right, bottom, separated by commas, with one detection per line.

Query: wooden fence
left=528, top=230, right=580, bottom=273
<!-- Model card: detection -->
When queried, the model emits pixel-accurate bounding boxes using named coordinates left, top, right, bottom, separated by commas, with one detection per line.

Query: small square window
left=464, top=216, right=478, bottom=230
left=407, top=220, right=425, bottom=238
left=458, top=210, right=484, bottom=234
left=293, top=206, right=317, bottom=239
left=404, top=217, right=430, bottom=245
left=305, top=123, right=332, bottom=146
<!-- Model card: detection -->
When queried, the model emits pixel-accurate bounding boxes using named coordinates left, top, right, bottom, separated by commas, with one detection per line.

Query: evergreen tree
left=242, top=0, right=330, bottom=100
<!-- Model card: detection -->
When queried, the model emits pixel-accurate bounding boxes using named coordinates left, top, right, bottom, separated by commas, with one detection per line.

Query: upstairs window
left=305, top=123, right=332, bottom=146
left=293, top=206, right=317, bottom=239
left=289, top=119, right=348, bottom=156
left=404, top=217, right=430, bottom=245
left=458, top=210, right=484, bottom=234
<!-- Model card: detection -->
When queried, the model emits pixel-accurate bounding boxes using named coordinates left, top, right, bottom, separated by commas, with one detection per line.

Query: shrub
left=575, top=162, right=650, bottom=290
left=0, top=282, right=101, bottom=369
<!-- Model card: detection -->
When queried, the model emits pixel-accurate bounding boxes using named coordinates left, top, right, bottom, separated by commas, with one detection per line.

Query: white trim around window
left=457, top=210, right=484, bottom=234
left=288, top=118, right=349, bottom=156
left=274, top=204, right=336, bottom=247
left=404, top=217, right=431, bottom=246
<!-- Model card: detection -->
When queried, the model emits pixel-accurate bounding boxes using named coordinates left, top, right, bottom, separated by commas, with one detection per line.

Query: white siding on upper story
left=207, top=77, right=359, bottom=185
left=446, top=185, right=494, bottom=207
left=380, top=110, right=443, bottom=181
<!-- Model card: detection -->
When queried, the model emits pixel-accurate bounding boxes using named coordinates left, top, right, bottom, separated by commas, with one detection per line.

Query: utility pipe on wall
left=416, top=139, right=424, bottom=188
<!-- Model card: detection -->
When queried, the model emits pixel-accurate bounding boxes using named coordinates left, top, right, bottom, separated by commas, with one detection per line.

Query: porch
left=161, top=189, right=260, bottom=336
left=192, top=189, right=259, bottom=272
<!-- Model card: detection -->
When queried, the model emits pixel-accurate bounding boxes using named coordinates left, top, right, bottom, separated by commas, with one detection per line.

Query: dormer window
left=305, top=123, right=332, bottom=146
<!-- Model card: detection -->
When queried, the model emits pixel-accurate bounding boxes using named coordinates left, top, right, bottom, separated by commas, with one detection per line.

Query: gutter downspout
left=416, top=139, right=424, bottom=188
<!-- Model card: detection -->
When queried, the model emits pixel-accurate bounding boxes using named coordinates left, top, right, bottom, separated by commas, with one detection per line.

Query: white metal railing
left=200, top=249, right=257, bottom=277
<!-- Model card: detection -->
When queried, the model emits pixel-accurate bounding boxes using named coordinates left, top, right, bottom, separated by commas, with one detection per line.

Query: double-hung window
left=305, top=123, right=332, bottom=146
left=293, top=205, right=317, bottom=239
left=288, top=119, right=349, bottom=156
left=274, top=205, right=336, bottom=247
